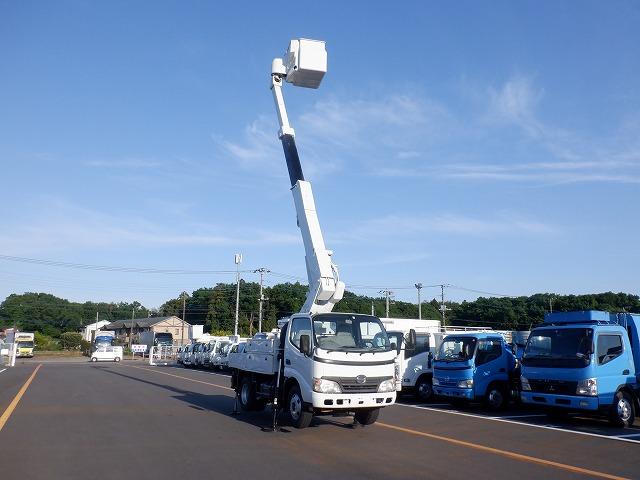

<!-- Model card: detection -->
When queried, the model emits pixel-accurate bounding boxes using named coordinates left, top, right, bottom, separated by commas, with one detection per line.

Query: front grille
left=324, top=376, right=391, bottom=394
left=529, top=379, right=577, bottom=395
left=438, top=379, right=459, bottom=387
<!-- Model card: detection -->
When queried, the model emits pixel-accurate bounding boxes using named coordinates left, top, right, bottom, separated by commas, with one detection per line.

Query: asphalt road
left=1, top=362, right=638, bottom=480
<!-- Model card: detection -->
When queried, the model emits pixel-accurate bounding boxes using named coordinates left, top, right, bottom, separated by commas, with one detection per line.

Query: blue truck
left=520, top=310, right=640, bottom=427
left=432, top=332, right=518, bottom=409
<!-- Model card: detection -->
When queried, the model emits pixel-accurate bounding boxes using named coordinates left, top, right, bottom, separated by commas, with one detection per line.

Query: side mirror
left=406, top=329, right=417, bottom=350
left=428, top=351, right=433, bottom=369
left=390, top=341, right=397, bottom=352
left=300, top=334, right=311, bottom=356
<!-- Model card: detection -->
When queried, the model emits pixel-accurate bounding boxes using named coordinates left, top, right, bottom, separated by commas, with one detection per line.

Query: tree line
left=1, top=286, right=638, bottom=338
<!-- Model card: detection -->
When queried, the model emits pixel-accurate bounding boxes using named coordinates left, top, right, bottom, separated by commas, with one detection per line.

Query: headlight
left=576, top=378, right=597, bottom=396
left=377, top=379, right=396, bottom=393
left=521, top=377, right=531, bottom=391
left=313, top=378, right=342, bottom=394
left=432, top=377, right=440, bottom=386
left=457, top=379, right=473, bottom=389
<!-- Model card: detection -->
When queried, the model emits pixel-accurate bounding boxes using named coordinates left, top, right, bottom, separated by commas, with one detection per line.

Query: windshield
left=436, top=337, right=477, bottom=362
left=313, top=314, right=390, bottom=352
left=522, top=328, right=593, bottom=368
left=18, top=341, right=34, bottom=348
left=155, top=333, right=173, bottom=345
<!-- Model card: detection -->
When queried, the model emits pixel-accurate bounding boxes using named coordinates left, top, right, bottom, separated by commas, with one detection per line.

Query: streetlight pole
left=379, top=290, right=393, bottom=318
left=234, top=254, right=242, bottom=336
left=253, top=268, right=270, bottom=333
left=415, top=283, right=423, bottom=320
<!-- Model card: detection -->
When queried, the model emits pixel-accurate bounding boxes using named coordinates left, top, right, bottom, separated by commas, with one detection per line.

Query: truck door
left=594, top=332, right=627, bottom=406
left=474, top=338, right=505, bottom=398
left=286, top=316, right=314, bottom=399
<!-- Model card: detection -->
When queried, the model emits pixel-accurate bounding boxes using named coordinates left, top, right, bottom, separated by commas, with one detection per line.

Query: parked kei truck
left=229, top=313, right=400, bottom=428
left=433, top=332, right=518, bottom=409
left=520, top=310, right=640, bottom=427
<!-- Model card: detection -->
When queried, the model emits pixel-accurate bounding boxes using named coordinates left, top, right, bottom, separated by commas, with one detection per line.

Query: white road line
left=615, top=433, right=640, bottom=438
left=0, top=369, right=6, bottom=374
left=394, top=403, right=640, bottom=445
left=490, top=414, right=548, bottom=419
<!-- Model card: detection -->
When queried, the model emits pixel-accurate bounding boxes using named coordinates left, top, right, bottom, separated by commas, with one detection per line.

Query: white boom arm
left=270, top=39, right=345, bottom=314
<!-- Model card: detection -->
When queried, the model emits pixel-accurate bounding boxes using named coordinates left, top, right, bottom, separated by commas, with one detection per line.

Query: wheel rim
left=617, top=397, right=632, bottom=422
left=241, top=383, right=250, bottom=406
left=489, top=389, right=503, bottom=408
left=290, top=393, right=302, bottom=420
left=418, top=382, right=432, bottom=399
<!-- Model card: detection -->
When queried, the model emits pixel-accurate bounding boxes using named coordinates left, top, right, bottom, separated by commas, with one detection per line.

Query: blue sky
left=1, top=1, right=639, bottom=309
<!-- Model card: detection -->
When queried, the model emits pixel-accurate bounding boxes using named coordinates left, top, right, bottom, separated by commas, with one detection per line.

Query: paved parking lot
left=1, top=361, right=638, bottom=480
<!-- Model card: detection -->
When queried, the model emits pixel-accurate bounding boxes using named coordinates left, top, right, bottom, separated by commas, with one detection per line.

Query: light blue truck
left=520, top=310, right=640, bottom=427
left=432, top=332, right=518, bottom=409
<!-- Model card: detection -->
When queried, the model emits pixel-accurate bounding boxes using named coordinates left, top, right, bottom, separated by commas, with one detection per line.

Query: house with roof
left=105, top=316, right=191, bottom=345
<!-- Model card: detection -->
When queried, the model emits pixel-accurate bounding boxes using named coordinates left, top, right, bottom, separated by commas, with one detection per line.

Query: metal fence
left=149, top=345, right=180, bottom=366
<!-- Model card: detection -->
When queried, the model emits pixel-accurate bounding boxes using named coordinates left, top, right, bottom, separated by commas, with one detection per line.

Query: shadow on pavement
left=99, top=367, right=356, bottom=432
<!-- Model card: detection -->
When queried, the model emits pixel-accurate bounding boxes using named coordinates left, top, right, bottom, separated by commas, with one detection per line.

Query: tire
left=354, top=408, right=380, bottom=426
left=415, top=376, right=434, bottom=402
left=484, top=384, right=507, bottom=410
left=91, top=357, right=98, bottom=362
left=114, top=357, right=121, bottom=363
left=287, top=385, right=313, bottom=429
left=239, top=377, right=256, bottom=412
left=609, top=391, right=635, bottom=428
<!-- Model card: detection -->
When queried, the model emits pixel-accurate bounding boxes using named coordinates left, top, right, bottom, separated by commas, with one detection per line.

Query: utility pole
left=379, top=290, right=393, bottom=318
left=129, top=306, right=135, bottom=355
left=371, top=301, right=375, bottom=316
left=181, top=291, right=187, bottom=346
left=415, top=283, right=423, bottom=320
left=234, top=254, right=242, bottom=336
left=440, top=284, right=449, bottom=328
left=253, top=268, right=270, bottom=333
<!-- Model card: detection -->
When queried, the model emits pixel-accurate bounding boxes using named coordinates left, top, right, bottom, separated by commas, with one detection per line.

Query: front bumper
left=434, top=386, right=474, bottom=400
left=311, top=391, right=396, bottom=410
left=521, top=392, right=600, bottom=410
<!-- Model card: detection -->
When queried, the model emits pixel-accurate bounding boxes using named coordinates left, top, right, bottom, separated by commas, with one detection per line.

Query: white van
left=91, top=346, right=124, bottom=362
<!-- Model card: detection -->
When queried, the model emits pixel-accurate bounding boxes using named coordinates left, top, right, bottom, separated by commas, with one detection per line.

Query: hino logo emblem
left=356, top=375, right=367, bottom=384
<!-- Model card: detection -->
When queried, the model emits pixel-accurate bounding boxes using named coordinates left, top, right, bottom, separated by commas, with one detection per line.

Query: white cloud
left=335, top=212, right=556, bottom=244
left=0, top=199, right=299, bottom=256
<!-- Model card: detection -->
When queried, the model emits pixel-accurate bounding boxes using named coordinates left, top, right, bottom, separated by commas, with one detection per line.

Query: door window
left=289, top=317, right=312, bottom=351
left=597, top=335, right=623, bottom=365
left=405, top=334, right=430, bottom=359
left=475, top=339, right=502, bottom=366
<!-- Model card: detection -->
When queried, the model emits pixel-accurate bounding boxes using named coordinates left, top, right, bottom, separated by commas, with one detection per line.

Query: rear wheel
left=354, top=408, right=380, bottom=426
left=609, top=391, right=635, bottom=428
left=239, top=377, right=256, bottom=411
left=114, top=357, right=121, bottom=363
left=287, top=385, right=313, bottom=429
left=91, top=357, right=98, bottom=362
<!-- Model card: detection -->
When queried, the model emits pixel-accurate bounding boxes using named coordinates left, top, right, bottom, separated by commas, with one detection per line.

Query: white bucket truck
left=229, top=39, right=403, bottom=429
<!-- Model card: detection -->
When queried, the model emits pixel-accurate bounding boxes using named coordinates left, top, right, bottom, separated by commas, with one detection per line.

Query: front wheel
left=415, top=377, right=434, bottom=402
left=91, top=357, right=98, bottom=362
left=354, top=408, right=380, bottom=426
left=485, top=384, right=507, bottom=410
left=287, top=385, right=313, bottom=429
left=609, top=391, right=635, bottom=428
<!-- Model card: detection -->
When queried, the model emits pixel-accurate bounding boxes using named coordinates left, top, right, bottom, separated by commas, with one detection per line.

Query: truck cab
left=433, top=333, right=517, bottom=409
left=520, top=310, right=639, bottom=427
